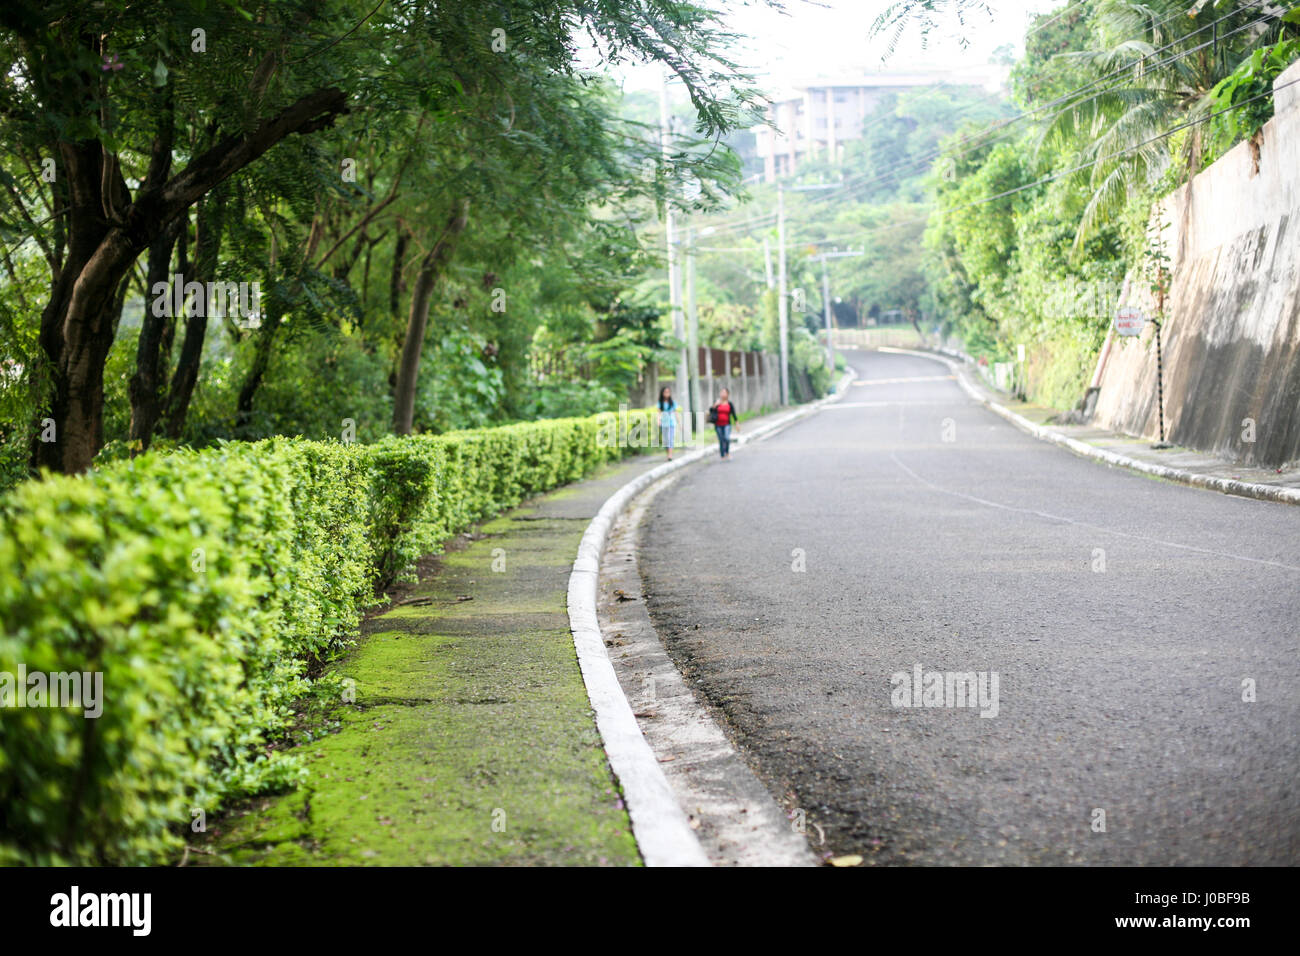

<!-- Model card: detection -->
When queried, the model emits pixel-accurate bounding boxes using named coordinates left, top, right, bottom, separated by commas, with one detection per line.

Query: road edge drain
left=881, top=346, right=1300, bottom=507
left=565, top=370, right=854, bottom=866
left=599, top=474, right=819, bottom=866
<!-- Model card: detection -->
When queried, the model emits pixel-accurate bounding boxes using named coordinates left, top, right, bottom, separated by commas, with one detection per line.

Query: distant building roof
left=766, top=67, right=1005, bottom=105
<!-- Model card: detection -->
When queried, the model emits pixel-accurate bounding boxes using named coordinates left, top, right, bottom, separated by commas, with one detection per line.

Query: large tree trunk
left=30, top=86, right=348, bottom=473
left=233, top=309, right=282, bottom=434
left=31, top=138, right=139, bottom=474
left=389, top=225, right=409, bottom=318
left=162, top=186, right=228, bottom=440
left=127, top=93, right=181, bottom=454
left=392, top=201, right=469, bottom=435
left=126, top=219, right=183, bottom=452
left=161, top=317, right=206, bottom=441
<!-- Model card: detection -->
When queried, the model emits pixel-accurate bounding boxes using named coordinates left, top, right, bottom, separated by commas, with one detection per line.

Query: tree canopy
left=0, top=0, right=765, bottom=478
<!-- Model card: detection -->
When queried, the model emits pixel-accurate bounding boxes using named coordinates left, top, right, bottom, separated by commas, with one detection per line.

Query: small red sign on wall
left=1115, top=307, right=1145, bottom=336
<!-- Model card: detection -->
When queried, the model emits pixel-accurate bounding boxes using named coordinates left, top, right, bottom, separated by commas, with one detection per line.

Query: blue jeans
left=715, top=424, right=731, bottom=457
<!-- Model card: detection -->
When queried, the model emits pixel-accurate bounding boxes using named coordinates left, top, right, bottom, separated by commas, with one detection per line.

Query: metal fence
left=633, top=348, right=781, bottom=416
left=828, top=326, right=927, bottom=350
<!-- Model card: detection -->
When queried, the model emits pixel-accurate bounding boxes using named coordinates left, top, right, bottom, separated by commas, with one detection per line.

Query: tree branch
left=130, top=87, right=349, bottom=245
left=2, top=174, right=54, bottom=267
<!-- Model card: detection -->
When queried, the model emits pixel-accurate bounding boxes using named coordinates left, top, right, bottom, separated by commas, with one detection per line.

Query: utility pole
left=777, top=183, right=789, bottom=405
left=763, top=236, right=774, bottom=289
left=821, top=258, right=833, bottom=371
left=777, top=182, right=839, bottom=404
left=812, top=249, right=863, bottom=373
left=660, top=69, right=689, bottom=434
left=685, top=225, right=702, bottom=430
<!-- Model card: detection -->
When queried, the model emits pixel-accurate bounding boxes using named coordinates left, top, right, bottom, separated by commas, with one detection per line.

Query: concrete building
left=754, top=70, right=1002, bottom=182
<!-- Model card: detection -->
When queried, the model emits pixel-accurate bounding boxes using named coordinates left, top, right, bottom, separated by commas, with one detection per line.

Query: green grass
left=199, top=480, right=642, bottom=867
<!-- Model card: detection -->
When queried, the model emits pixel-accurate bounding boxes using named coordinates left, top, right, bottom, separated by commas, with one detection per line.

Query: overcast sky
left=613, top=0, right=1064, bottom=98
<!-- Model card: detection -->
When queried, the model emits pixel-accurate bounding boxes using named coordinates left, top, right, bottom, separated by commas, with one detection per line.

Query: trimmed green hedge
left=0, top=409, right=654, bottom=865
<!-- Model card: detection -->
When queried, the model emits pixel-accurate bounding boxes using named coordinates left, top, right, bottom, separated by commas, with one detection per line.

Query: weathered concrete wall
left=1092, top=59, right=1300, bottom=467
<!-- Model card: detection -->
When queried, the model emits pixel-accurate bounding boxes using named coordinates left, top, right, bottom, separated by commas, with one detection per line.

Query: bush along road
left=201, top=458, right=663, bottom=866
left=0, top=410, right=657, bottom=865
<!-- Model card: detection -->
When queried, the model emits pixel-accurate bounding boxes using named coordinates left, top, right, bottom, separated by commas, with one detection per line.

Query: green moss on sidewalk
left=200, top=461, right=655, bottom=866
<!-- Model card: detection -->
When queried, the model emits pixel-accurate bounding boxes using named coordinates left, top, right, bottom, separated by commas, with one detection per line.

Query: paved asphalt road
left=640, top=349, right=1300, bottom=865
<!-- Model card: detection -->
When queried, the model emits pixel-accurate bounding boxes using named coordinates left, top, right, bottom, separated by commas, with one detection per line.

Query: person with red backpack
left=708, top=388, right=739, bottom=460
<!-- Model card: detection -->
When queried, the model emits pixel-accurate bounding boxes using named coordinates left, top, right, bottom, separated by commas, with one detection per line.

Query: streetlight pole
left=660, top=69, right=689, bottom=436
left=686, top=225, right=703, bottom=432
left=776, top=183, right=789, bottom=405
left=812, top=249, right=862, bottom=373
left=821, top=258, right=833, bottom=371
left=777, top=181, right=841, bottom=404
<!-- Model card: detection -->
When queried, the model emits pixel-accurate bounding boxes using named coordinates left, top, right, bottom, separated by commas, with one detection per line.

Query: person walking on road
left=658, top=386, right=678, bottom=460
left=709, top=388, right=739, bottom=460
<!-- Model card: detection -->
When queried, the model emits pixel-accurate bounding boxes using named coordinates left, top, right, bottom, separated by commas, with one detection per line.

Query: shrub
left=0, top=408, right=652, bottom=864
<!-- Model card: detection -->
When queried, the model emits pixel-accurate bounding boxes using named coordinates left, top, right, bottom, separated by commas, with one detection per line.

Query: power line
left=791, top=0, right=1278, bottom=210
left=710, top=70, right=1295, bottom=254
left=1022, top=1, right=1079, bottom=40
left=666, top=4, right=1282, bottom=252
left=798, top=2, right=1280, bottom=211
left=797, top=74, right=1300, bottom=248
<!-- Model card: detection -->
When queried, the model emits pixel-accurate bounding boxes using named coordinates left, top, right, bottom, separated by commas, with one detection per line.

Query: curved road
left=640, top=349, right=1300, bottom=865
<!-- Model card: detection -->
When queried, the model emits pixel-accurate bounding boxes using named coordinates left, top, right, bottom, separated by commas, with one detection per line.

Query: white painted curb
left=882, top=347, right=1300, bottom=507
left=567, top=370, right=855, bottom=867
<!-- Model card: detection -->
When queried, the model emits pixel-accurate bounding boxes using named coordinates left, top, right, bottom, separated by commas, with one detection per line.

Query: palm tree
left=1043, top=0, right=1289, bottom=245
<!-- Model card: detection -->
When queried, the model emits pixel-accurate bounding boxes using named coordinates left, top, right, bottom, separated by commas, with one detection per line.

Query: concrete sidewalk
left=195, top=404, right=816, bottom=866
left=998, top=394, right=1300, bottom=494
left=201, top=456, right=662, bottom=866
left=888, top=347, right=1300, bottom=505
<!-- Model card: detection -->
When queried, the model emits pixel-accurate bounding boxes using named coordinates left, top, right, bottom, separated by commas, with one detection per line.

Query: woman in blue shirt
left=658, top=386, right=678, bottom=460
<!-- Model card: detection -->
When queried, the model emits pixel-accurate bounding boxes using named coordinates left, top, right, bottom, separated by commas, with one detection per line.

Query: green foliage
left=663, top=80, right=1013, bottom=386
left=1, top=0, right=764, bottom=474
left=1011, top=2, right=1092, bottom=108
left=822, top=87, right=1009, bottom=204
left=415, top=327, right=505, bottom=434
left=1029, top=326, right=1108, bottom=409
left=1206, top=38, right=1300, bottom=155
left=0, top=248, right=45, bottom=491
left=698, top=301, right=763, bottom=351
left=0, top=408, right=653, bottom=865
left=789, top=328, right=832, bottom=401
left=925, top=137, right=1037, bottom=354
left=828, top=204, right=930, bottom=322
left=1040, top=0, right=1287, bottom=245
left=523, top=381, right=624, bottom=420
left=587, top=328, right=669, bottom=395
left=522, top=308, right=669, bottom=419
left=919, top=0, right=1292, bottom=407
